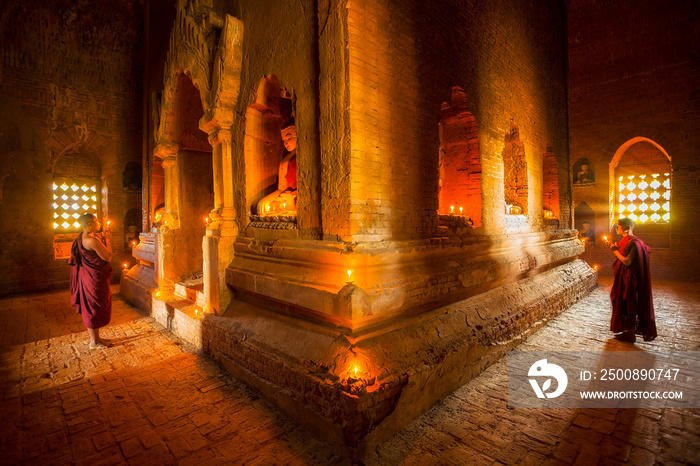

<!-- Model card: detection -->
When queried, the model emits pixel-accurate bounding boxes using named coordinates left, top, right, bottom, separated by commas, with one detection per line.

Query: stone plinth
left=226, top=230, right=584, bottom=332
left=120, top=233, right=157, bottom=312
left=209, top=258, right=597, bottom=459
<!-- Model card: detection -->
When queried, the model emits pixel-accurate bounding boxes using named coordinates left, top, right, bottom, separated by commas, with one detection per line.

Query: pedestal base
left=200, top=259, right=596, bottom=459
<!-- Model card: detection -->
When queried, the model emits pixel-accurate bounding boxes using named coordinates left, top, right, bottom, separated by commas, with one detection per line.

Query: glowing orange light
left=353, top=365, right=359, bottom=376
left=459, top=207, right=463, bottom=214
left=122, top=263, right=128, bottom=269
left=347, top=269, right=352, bottom=278
left=450, top=205, right=454, bottom=213
left=283, top=203, right=287, bottom=209
left=266, top=206, right=270, bottom=211
left=155, top=291, right=160, bottom=297
left=205, top=217, right=209, bottom=224
left=603, top=235, right=608, bottom=241
left=594, top=265, right=599, bottom=270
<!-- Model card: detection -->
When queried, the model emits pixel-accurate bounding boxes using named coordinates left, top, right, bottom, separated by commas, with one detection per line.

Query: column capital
left=207, top=127, right=232, bottom=146
left=154, top=141, right=179, bottom=160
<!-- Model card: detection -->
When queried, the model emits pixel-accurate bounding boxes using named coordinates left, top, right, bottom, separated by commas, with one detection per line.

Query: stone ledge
left=207, top=259, right=597, bottom=459
left=226, top=233, right=585, bottom=331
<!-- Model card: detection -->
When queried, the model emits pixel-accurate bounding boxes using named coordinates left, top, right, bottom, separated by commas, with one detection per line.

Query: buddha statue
left=256, top=122, right=297, bottom=216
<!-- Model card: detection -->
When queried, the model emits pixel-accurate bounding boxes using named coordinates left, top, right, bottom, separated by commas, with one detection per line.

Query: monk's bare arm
left=83, top=236, right=113, bottom=262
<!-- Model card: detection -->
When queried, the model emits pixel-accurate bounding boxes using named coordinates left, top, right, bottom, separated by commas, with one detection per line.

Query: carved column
left=156, top=142, right=181, bottom=229
left=201, top=127, right=237, bottom=314
left=154, top=142, right=180, bottom=291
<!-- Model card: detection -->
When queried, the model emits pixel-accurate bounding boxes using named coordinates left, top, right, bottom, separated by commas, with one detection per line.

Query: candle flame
left=594, top=265, right=599, bottom=270
left=459, top=207, right=463, bottom=213
left=450, top=205, right=454, bottom=212
left=347, top=269, right=352, bottom=278
left=123, top=263, right=128, bottom=268
left=353, top=366, right=359, bottom=376
left=266, top=206, right=270, bottom=211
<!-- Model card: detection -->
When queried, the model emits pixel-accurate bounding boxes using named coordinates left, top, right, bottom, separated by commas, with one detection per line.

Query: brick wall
left=341, top=0, right=569, bottom=241
left=569, top=0, right=700, bottom=281
left=0, top=0, right=143, bottom=296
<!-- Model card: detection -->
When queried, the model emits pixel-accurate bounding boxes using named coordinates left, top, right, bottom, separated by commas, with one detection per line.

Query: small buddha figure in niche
left=125, top=224, right=139, bottom=248
left=576, top=163, right=594, bottom=183
left=256, top=120, right=297, bottom=216
left=579, top=221, right=595, bottom=244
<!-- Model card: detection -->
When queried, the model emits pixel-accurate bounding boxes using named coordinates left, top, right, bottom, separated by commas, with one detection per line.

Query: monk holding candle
left=69, top=213, right=113, bottom=349
left=604, top=217, right=657, bottom=342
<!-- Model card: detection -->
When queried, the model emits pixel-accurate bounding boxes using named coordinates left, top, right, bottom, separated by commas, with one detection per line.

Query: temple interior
left=0, top=0, right=698, bottom=463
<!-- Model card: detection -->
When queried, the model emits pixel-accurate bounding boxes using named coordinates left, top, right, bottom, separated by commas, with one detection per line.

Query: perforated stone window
left=617, top=173, right=670, bottom=224
left=52, top=178, right=99, bottom=232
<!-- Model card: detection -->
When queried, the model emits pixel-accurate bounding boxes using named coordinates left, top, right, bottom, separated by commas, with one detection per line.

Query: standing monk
left=604, top=217, right=657, bottom=342
left=69, top=213, right=113, bottom=349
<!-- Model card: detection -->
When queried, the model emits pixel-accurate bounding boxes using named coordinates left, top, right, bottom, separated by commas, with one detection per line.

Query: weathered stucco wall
left=0, top=0, right=143, bottom=296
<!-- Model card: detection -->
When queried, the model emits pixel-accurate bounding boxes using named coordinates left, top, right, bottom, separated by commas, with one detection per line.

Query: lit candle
left=450, top=205, right=455, bottom=213
left=353, top=365, right=359, bottom=377
left=347, top=270, right=352, bottom=279
left=266, top=206, right=270, bottom=212
left=283, top=203, right=287, bottom=209
left=594, top=265, right=599, bottom=270
left=123, top=263, right=128, bottom=269
left=603, top=235, right=608, bottom=241
left=205, top=217, right=209, bottom=225
left=459, top=207, right=463, bottom=214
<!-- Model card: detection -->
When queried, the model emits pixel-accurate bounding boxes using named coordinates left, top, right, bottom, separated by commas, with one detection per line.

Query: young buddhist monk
left=69, top=213, right=113, bottom=349
left=604, top=217, right=657, bottom=342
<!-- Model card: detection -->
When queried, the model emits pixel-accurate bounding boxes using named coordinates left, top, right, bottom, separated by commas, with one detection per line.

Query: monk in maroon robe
left=69, top=213, right=113, bottom=349
left=605, top=217, right=657, bottom=342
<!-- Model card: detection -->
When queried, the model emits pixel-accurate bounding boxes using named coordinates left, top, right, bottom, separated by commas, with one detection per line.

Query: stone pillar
left=202, top=127, right=237, bottom=314
left=154, top=141, right=180, bottom=292
left=157, top=142, right=181, bottom=229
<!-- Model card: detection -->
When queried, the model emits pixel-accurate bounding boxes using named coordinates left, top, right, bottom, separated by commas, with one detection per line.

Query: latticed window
left=617, top=173, right=670, bottom=224
left=52, top=178, right=99, bottom=232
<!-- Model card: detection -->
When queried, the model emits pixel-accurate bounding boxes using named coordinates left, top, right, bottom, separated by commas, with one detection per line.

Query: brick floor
left=1, top=278, right=698, bottom=465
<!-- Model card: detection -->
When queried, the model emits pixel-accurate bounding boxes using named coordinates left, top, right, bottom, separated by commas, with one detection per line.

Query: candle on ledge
left=450, top=205, right=455, bottom=213
left=459, top=207, right=463, bottom=214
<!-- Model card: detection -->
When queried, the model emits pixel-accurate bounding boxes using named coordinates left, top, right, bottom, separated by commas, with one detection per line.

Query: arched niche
left=123, top=207, right=141, bottom=249
left=574, top=201, right=595, bottom=244
left=503, top=124, right=528, bottom=215
left=610, top=137, right=671, bottom=247
left=123, top=161, right=142, bottom=193
left=438, top=87, right=482, bottom=227
left=542, top=146, right=560, bottom=222
left=244, top=75, right=297, bottom=221
left=573, top=157, right=595, bottom=184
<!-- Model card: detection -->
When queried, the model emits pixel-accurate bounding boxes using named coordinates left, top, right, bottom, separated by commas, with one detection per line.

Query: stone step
left=174, top=278, right=205, bottom=307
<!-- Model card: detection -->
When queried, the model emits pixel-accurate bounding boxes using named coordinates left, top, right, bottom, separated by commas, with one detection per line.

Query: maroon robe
left=610, top=235, right=657, bottom=341
left=69, top=233, right=112, bottom=329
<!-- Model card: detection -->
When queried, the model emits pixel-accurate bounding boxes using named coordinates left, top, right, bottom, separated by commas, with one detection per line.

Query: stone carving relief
left=154, top=1, right=243, bottom=150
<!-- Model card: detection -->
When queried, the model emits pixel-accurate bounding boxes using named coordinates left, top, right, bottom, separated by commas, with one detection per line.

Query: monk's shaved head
left=617, top=217, right=635, bottom=232
left=79, top=213, right=97, bottom=229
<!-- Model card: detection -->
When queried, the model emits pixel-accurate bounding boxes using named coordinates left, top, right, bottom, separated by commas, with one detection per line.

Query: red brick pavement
left=0, top=279, right=698, bottom=465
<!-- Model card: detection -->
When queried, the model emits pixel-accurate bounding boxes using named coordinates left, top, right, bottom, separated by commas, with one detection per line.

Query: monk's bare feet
left=89, top=340, right=109, bottom=349
left=614, top=331, right=636, bottom=343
